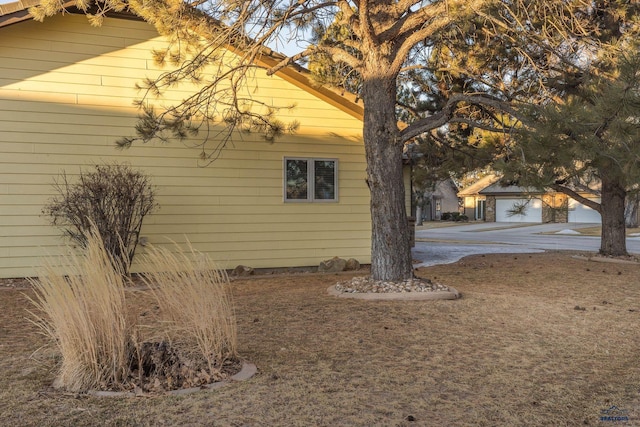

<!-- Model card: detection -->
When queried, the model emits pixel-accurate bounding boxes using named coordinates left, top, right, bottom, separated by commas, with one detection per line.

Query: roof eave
left=253, top=53, right=363, bottom=122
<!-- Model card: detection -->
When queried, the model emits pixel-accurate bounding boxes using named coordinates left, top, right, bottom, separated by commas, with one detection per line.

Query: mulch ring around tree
left=328, top=275, right=460, bottom=300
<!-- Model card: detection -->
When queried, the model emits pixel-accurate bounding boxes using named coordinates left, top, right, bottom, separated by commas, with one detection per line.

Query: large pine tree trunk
left=361, top=77, right=413, bottom=281
left=600, top=175, right=627, bottom=256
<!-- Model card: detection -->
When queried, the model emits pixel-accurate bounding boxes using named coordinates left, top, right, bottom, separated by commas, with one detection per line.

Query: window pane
left=286, top=159, right=308, bottom=200
left=314, top=160, right=336, bottom=200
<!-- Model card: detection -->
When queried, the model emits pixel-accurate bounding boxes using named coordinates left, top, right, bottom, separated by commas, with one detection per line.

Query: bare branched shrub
left=43, top=163, right=157, bottom=274
left=140, top=243, right=238, bottom=376
left=26, top=226, right=134, bottom=392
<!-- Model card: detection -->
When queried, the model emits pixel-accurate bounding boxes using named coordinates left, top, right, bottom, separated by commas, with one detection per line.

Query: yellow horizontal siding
left=0, top=14, right=371, bottom=278
left=0, top=108, right=136, bottom=128
left=0, top=99, right=113, bottom=116
left=0, top=131, right=364, bottom=155
left=6, top=16, right=157, bottom=43
left=0, top=58, right=162, bottom=84
left=0, top=46, right=151, bottom=71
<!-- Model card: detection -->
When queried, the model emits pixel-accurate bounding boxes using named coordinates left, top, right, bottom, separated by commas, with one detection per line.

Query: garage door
left=568, top=198, right=601, bottom=223
left=496, top=198, right=543, bottom=222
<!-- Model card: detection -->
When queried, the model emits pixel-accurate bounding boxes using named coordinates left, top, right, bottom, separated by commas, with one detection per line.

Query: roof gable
left=0, top=0, right=364, bottom=121
left=478, top=182, right=541, bottom=195
left=457, top=174, right=500, bottom=197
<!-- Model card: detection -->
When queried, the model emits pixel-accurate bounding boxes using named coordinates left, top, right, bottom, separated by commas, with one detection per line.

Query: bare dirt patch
left=1, top=252, right=640, bottom=426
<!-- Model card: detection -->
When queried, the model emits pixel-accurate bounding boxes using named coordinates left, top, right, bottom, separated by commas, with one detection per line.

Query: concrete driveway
left=412, top=222, right=640, bottom=267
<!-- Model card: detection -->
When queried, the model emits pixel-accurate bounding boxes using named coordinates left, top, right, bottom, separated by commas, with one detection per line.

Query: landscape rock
left=334, top=276, right=450, bottom=293
left=318, top=257, right=347, bottom=273
left=232, top=265, right=254, bottom=277
left=345, top=258, right=360, bottom=271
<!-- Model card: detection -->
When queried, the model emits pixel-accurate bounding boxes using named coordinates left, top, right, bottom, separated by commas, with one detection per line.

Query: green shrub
left=441, top=212, right=468, bottom=221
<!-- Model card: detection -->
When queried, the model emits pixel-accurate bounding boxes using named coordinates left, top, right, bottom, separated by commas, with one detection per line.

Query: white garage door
left=496, top=198, right=543, bottom=222
left=568, top=198, right=601, bottom=223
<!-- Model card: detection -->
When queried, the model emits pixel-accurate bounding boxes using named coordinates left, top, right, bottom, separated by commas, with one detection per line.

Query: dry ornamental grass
left=25, top=227, right=133, bottom=392
left=1, top=251, right=639, bottom=426
left=138, top=242, right=238, bottom=385
left=23, top=230, right=239, bottom=395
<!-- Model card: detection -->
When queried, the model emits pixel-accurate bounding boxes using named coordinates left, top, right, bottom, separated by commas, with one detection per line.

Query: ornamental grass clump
left=27, top=227, right=134, bottom=392
left=140, top=243, right=238, bottom=377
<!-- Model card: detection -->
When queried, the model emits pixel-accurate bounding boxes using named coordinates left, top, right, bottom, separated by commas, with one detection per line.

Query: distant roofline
left=478, top=184, right=542, bottom=195
left=457, top=174, right=501, bottom=197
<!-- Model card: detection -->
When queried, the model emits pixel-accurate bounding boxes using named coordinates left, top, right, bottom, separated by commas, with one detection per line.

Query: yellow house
left=0, top=1, right=409, bottom=278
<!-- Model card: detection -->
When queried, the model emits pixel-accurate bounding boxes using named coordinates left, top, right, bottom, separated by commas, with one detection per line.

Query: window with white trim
left=284, top=157, right=338, bottom=202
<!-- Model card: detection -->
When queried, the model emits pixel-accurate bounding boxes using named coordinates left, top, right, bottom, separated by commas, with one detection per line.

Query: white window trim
left=283, top=157, right=339, bottom=203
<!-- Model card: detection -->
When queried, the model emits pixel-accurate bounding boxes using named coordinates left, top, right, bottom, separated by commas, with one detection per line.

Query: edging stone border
left=87, top=362, right=257, bottom=398
left=571, top=255, right=640, bottom=265
left=327, top=285, right=460, bottom=300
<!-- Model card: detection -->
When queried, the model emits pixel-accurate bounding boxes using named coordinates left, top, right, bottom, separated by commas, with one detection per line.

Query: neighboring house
left=458, top=175, right=602, bottom=223
left=418, top=178, right=460, bottom=221
left=479, top=181, right=557, bottom=223
left=0, top=2, right=405, bottom=278
left=458, top=174, right=500, bottom=221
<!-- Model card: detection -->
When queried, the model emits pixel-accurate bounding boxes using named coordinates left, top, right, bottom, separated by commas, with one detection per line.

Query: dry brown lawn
left=1, top=251, right=639, bottom=426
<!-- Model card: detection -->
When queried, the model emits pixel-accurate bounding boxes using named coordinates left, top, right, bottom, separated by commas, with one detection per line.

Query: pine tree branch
left=395, top=101, right=421, bottom=121
left=391, top=8, right=457, bottom=74
left=551, top=183, right=602, bottom=213
left=448, top=117, right=510, bottom=134
left=285, top=1, right=339, bottom=18
left=356, top=0, right=378, bottom=46
left=266, top=45, right=361, bottom=76
left=265, top=48, right=316, bottom=76
left=380, top=1, right=449, bottom=43
left=399, top=94, right=517, bottom=143
left=337, top=1, right=358, bottom=30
